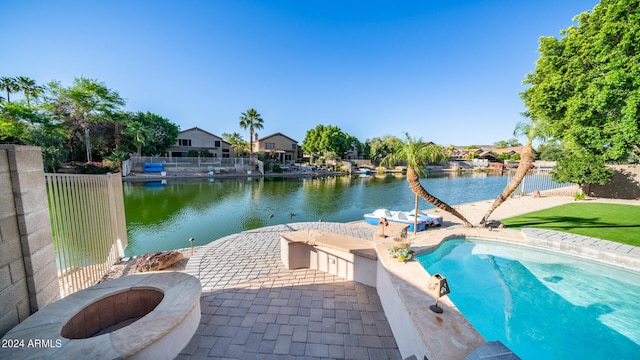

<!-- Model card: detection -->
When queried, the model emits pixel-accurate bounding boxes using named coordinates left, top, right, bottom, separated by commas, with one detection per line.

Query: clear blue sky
left=1, top=0, right=599, bottom=146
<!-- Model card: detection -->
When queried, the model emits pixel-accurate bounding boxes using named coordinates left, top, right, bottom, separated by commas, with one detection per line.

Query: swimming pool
left=416, top=238, right=640, bottom=360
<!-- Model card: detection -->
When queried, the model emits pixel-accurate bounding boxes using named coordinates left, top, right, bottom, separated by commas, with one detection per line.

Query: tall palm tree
left=1, top=77, right=19, bottom=102
left=16, top=76, right=43, bottom=109
left=381, top=133, right=473, bottom=229
left=239, top=108, right=264, bottom=158
left=479, top=118, right=547, bottom=225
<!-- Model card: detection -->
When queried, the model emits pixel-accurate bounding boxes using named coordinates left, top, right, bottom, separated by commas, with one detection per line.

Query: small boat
left=363, top=208, right=443, bottom=232
left=143, top=162, right=165, bottom=173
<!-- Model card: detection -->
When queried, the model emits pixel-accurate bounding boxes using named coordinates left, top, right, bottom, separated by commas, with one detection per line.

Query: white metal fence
left=130, top=155, right=255, bottom=169
left=507, top=168, right=577, bottom=197
left=46, top=172, right=127, bottom=297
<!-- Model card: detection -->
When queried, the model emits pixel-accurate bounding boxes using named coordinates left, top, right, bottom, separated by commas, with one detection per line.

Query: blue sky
left=1, top=0, right=599, bottom=146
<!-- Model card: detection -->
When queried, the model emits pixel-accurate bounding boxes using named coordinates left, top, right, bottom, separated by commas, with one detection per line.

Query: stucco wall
left=582, top=164, right=640, bottom=199
left=0, top=145, right=60, bottom=337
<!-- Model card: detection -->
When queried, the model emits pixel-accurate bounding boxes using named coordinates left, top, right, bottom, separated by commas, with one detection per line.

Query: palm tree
left=124, top=121, right=149, bottom=156
left=222, top=132, right=247, bottom=156
left=16, top=76, right=43, bottom=109
left=105, top=150, right=129, bottom=173
left=381, top=133, right=473, bottom=229
left=1, top=77, right=19, bottom=102
left=239, top=108, right=264, bottom=159
left=479, top=118, right=547, bottom=225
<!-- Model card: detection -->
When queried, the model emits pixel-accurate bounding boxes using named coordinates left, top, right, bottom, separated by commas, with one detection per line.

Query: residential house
left=168, top=127, right=232, bottom=158
left=344, top=143, right=363, bottom=160
left=252, top=132, right=302, bottom=163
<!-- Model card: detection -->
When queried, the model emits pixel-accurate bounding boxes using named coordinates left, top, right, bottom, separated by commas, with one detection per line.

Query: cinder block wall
left=0, top=145, right=60, bottom=337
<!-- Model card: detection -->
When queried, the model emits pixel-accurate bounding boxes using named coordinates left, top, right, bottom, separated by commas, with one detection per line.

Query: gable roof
left=257, top=132, right=298, bottom=144
left=179, top=127, right=231, bottom=145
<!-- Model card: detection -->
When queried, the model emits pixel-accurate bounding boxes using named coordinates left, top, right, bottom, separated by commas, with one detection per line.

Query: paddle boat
left=364, top=208, right=443, bottom=232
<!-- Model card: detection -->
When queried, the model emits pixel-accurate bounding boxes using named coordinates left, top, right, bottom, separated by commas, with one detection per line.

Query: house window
left=214, top=140, right=221, bottom=147
left=291, top=143, right=297, bottom=150
left=265, top=142, right=275, bottom=149
left=222, top=153, right=230, bottom=158
left=222, top=148, right=229, bottom=153
left=179, top=139, right=191, bottom=146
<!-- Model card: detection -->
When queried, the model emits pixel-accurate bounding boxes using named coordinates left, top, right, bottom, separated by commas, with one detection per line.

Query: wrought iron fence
left=45, top=172, right=127, bottom=297
left=507, top=168, right=577, bottom=197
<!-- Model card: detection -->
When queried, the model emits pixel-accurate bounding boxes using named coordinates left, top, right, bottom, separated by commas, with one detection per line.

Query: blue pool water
left=416, top=239, right=640, bottom=360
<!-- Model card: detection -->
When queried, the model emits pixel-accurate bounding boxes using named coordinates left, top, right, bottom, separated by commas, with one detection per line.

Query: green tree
left=551, top=151, right=614, bottom=187
left=239, top=108, right=264, bottom=158
left=301, top=125, right=351, bottom=161
left=381, top=133, right=472, bottom=229
left=47, top=77, right=125, bottom=162
left=0, top=77, right=19, bottom=103
left=105, top=150, right=128, bottom=173
left=128, top=112, right=179, bottom=155
left=364, top=135, right=402, bottom=164
left=480, top=118, right=547, bottom=224
left=222, top=132, right=246, bottom=156
left=24, top=125, right=69, bottom=172
left=124, top=121, right=150, bottom=156
left=521, top=0, right=640, bottom=176
left=16, top=76, right=44, bottom=109
left=537, top=142, right=566, bottom=161
left=493, top=138, right=522, bottom=148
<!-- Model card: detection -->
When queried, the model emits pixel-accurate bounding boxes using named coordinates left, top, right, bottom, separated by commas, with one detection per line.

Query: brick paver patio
left=177, top=222, right=401, bottom=359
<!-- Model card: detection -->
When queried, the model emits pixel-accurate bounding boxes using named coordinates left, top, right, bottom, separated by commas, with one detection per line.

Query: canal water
left=123, top=173, right=508, bottom=256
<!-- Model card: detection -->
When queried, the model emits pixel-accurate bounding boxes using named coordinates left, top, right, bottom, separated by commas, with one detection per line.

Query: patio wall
left=0, top=145, right=59, bottom=337
left=582, top=164, right=640, bottom=199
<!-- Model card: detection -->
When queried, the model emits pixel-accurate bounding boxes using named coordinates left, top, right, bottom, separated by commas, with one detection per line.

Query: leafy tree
left=521, top=0, right=640, bottom=175
left=1, top=77, right=19, bottom=102
left=24, top=125, right=69, bottom=172
left=46, top=77, right=125, bottom=162
left=381, top=133, right=472, bottom=229
left=493, top=138, right=522, bottom=148
left=365, top=135, right=402, bottom=164
left=480, top=118, right=547, bottom=224
left=551, top=151, right=614, bottom=186
left=128, top=112, right=179, bottom=155
left=301, top=124, right=351, bottom=161
left=239, top=108, right=264, bottom=158
left=537, top=142, right=566, bottom=161
left=222, top=132, right=246, bottom=156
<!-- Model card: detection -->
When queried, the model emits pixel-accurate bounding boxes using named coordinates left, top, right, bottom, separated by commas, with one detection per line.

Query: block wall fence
left=0, top=145, right=59, bottom=337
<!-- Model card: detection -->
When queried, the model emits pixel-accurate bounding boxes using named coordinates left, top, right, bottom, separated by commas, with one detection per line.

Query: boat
left=363, top=208, right=443, bottom=232
left=143, top=162, right=165, bottom=173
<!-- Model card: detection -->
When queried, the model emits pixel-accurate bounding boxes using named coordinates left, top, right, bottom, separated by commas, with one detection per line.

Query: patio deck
left=177, top=222, right=402, bottom=359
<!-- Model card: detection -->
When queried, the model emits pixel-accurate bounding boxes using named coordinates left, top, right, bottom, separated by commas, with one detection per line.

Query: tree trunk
left=413, top=193, right=418, bottom=235
left=406, top=167, right=473, bottom=228
left=249, top=128, right=254, bottom=158
left=480, top=144, right=534, bottom=224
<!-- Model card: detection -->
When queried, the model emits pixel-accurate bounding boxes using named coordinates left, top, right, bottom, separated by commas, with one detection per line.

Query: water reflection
left=124, top=173, right=508, bottom=256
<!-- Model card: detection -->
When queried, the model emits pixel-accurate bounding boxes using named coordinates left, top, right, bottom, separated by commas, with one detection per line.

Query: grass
left=500, top=202, right=640, bottom=247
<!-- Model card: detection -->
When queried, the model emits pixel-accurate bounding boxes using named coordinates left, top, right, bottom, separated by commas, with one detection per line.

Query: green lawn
left=500, top=202, right=640, bottom=247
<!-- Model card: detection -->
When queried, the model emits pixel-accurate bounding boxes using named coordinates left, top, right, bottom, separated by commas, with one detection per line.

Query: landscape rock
left=135, top=251, right=184, bottom=272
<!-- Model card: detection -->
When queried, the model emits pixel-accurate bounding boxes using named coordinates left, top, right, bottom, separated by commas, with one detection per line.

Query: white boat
left=363, top=209, right=443, bottom=232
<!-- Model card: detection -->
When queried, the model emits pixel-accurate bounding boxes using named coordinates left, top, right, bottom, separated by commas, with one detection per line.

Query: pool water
left=416, top=239, right=640, bottom=360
